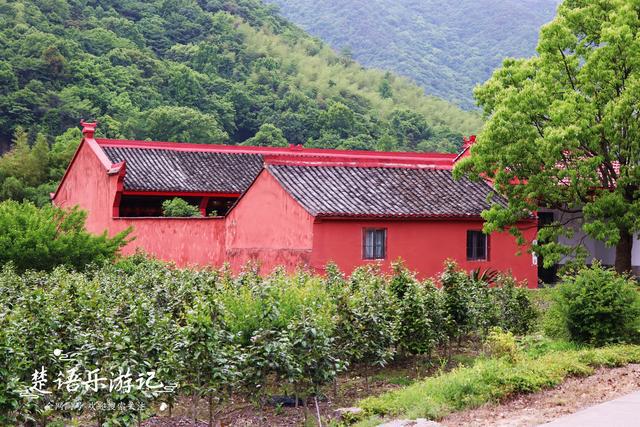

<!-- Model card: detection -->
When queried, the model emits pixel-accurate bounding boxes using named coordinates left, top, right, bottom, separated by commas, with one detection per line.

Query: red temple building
left=52, top=123, right=538, bottom=286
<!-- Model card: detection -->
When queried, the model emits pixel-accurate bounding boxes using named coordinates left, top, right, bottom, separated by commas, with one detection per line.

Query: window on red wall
left=467, top=230, right=488, bottom=261
left=363, top=228, right=387, bottom=260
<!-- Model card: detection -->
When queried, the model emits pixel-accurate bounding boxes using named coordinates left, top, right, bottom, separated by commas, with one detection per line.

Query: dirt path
left=440, top=364, right=640, bottom=427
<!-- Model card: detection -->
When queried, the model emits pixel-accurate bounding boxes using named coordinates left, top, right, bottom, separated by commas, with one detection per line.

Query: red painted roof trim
left=264, top=158, right=452, bottom=169
left=121, top=190, right=241, bottom=198
left=314, top=215, right=538, bottom=223
left=314, top=213, right=485, bottom=220
left=52, top=124, right=123, bottom=202
left=111, top=162, right=126, bottom=218
left=453, top=145, right=470, bottom=162
left=88, top=138, right=118, bottom=171
left=95, top=138, right=457, bottom=167
left=223, top=167, right=269, bottom=216
left=112, top=216, right=224, bottom=221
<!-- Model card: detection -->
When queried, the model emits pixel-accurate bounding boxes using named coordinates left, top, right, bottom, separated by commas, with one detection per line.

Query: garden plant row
left=0, top=256, right=536, bottom=426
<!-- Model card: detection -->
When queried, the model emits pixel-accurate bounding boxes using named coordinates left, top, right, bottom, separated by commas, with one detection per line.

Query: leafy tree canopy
left=162, top=198, right=201, bottom=217
left=265, top=0, right=560, bottom=108
left=0, top=0, right=480, bottom=152
left=455, top=0, right=640, bottom=273
left=242, top=123, right=288, bottom=147
left=0, top=200, right=130, bottom=272
left=0, top=0, right=483, bottom=205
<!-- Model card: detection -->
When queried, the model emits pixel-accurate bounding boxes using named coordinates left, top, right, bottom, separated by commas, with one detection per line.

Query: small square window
left=467, top=230, right=488, bottom=261
left=363, top=228, right=386, bottom=260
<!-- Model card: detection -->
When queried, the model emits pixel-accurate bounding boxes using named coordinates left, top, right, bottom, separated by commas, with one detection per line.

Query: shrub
left=179, top=296, right=240, bottom=424
left=161, top=197, right=201, bottom=217
left=0, top=256, right=546, bottom=424
left=491, top=274, right=538, bottom=335
left=485, top=328, right=520, bottom=362
left=441, top=260, right=476, bottom=344
left=333, top=266, right=398, bottom=376
left=391, top=262, right=444, bottom=356
left=441, top=260, right=496, bottom=342
left=440, top=261, right=537, bottom=343
left=286, top=310, right=344, bottom=396
left=545, top=264, right=640, bottom=346
left=0, top=200, right=130, bottom=272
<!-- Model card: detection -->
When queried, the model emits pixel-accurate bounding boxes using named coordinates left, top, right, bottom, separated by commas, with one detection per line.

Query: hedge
left=0, top=257, right=536, bottom=425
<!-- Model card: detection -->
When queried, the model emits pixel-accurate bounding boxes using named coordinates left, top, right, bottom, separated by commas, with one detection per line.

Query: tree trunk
left=314, top=396, right=323, bottom=427
left=364, top=365, right=369, bottom=392
left=209, top=394, right=213, bottom=427
left=192, top=392, right=199, bottom=423
left=615, top=229, right=633, bottom=274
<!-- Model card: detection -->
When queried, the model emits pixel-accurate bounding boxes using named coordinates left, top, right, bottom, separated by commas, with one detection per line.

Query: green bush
left=0, top=260, right=345, bottom=425
left=391, top=262, right=444, bottom=356
left=179, top=295, right=240, bottom=422
left=485, top=328, right=520, bottom=362
left=333, top=266, right=398, bottom=372
left=0, top=256, right=541, bottom=424
left=440, top=261, right=536, bottom=344
left=161, top=198, right=201, bottom=217
left=441, top=260, right=477, bottom=343
left=545, top=264, right=640, bottom=346
left=0, top=200, right=130, bottom=272
left=491, top=274, right=538, bottom=335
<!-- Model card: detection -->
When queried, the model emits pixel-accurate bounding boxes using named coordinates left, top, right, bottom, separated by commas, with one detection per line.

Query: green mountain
left=0, top=0, right=481, bottom=155
left=264, top=0, right=560, bottom=109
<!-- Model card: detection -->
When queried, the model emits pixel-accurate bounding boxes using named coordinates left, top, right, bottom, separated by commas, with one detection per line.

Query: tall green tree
left=242, top=123, right=288, bottom=147
left=378, top=73, right=393, bottom=99
left=389, top=109, right=433, bottom=151
left=134, top=106, right=229, bottom=144
left=0, top=127, right=33, bottom=185
left=455, top=0, right=640, bottom=274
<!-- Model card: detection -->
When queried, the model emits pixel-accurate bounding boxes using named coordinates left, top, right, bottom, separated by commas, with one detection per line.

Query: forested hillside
left=0, top=0, right=484, bottom=205
left=265, top=0, right=560, bottom=109
left=0, top=0, right=481, bottom=149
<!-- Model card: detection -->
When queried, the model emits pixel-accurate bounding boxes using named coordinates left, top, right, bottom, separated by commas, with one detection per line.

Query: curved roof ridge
left=95, top=138, right=457, bottom=168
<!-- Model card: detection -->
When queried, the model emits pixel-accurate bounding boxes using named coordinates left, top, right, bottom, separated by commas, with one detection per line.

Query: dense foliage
left=265, top=0, right=559, bottom=108
left=455, top=0, right=640, bottom=273
left=0, top=258, right=535, bottom=425
left=161, top=198, right=201, bottom=217
left=0, top=200, right=129, bottom=272
left=0, top=126, right=81, bottom=206
left=0, top=0, right=480, bottom=152
left=0, top=0, right=483, bottom=205
left=544, top=264, right=640, bottom=346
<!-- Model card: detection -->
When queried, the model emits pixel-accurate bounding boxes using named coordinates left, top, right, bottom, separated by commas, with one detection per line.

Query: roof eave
left=51, top=123, right=123, bottom=202
left=313, top=213, right=486, bottom=221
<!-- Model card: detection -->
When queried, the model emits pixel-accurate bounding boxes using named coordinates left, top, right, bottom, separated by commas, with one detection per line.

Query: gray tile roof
left=268, top=165, right=507, bottom=217
left=99, top=145, right=505, bottom=217
left=101, top=146, right=264, bottom=193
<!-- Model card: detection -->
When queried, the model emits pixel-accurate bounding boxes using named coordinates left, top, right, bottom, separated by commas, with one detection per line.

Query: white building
left=538, top=210, right=640, bottom=282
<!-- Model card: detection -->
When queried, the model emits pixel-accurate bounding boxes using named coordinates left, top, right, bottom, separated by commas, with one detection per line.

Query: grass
left=355, top=343, right=640, bottom=424
left=371, top=373, right=414, bottom=387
